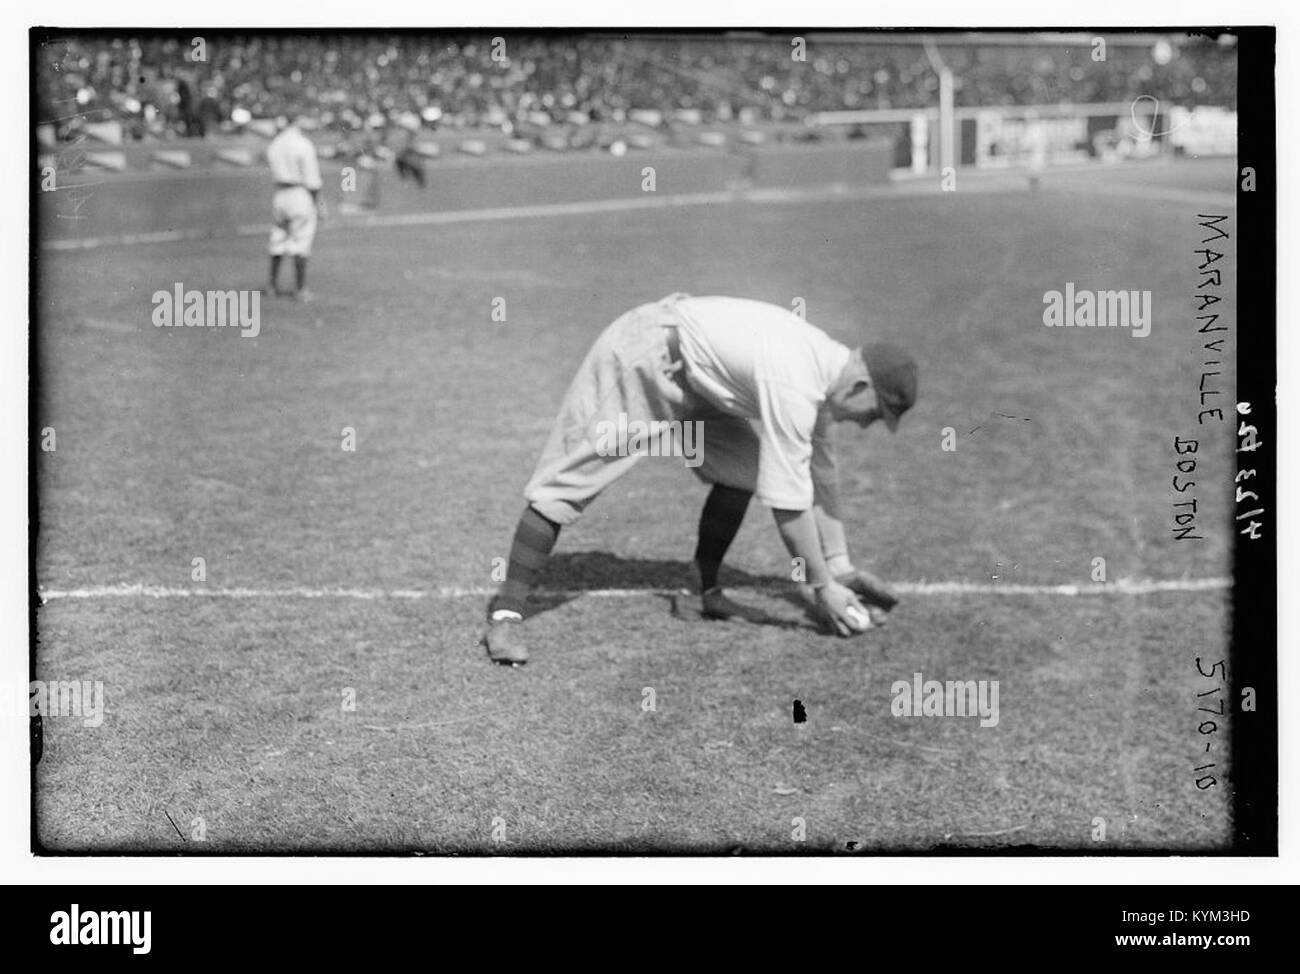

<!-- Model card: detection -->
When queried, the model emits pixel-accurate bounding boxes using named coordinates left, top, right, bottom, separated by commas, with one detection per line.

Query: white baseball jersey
left=671, top=296, right=851, bottom=510
left=266, top=124, right=323, bottom=190
left=266, top=124, right=323, bottom=257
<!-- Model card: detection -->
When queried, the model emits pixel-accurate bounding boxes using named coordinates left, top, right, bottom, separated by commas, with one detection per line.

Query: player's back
left=266, top=126, right=321, bottom=189
left=672, top=296, right=850, bottom=420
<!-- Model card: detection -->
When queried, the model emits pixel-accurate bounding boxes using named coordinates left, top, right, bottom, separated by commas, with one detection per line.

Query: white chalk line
left=38, top=578, right=1229, bottom=602
left=41, top=159, right=1232, bottom=253
left=38, top=176, right=1041, bottom=252
left=1048, top=181, right=1236, bottom=208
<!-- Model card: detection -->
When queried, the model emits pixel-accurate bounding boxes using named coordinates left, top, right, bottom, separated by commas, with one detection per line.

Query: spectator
left=34, top=33, right=1237, bottom=143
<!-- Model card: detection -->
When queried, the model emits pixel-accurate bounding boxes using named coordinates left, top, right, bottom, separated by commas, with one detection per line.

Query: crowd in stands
left=35, top=32, right=1238, bottom=143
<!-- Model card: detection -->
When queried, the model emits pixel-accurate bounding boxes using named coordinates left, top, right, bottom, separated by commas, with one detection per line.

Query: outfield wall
left=37, top=139, right=893, bottom=246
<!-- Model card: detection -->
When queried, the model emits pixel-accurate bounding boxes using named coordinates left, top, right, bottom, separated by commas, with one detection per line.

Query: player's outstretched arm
left=809, top=469, right=900, bottom=619
left=773, top=508, right=867, bottom=637
left=813, top=501, right=852, bottom=577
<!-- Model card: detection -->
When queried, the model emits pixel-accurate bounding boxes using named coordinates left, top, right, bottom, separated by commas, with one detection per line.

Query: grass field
left=33, top=158, right=1239, bottom=853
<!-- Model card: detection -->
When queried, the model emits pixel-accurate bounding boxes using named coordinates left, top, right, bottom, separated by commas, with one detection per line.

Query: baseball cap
left=860, top=343, right=918, bottom=431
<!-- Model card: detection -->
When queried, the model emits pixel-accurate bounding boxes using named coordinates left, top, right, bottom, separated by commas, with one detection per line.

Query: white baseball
left=844, top=605, right=872, bottom=632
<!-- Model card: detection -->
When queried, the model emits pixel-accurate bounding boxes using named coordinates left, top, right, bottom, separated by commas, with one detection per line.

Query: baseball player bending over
left=485, top=293, right=918, bottom=665
left=266, top=110, right=325, bottom=301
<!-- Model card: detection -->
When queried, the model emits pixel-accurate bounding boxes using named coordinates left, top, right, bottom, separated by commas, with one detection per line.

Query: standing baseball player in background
left=483, top=292, right=918, bottom=665
left=266, top=109, right=324, bottom=301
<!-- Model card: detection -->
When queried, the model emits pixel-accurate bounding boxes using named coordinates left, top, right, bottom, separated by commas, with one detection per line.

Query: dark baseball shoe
left=483, top=612, right=528, bottom=665
left=701, top=586, right=750, bottom=620
left=701, top=587, right=784, bottom=625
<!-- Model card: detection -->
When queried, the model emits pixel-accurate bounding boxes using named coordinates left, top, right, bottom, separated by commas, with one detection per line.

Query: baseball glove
left=834, top=568, right=899, bottom=613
